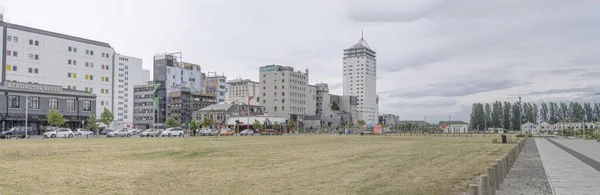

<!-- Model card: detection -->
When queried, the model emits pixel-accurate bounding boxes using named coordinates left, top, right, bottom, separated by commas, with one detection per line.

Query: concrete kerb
left=465, top=137, right=528, bottom=195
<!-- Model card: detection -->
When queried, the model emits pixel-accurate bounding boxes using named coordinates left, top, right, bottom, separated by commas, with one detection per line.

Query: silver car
left=74, top=129, right=94, bottom=136
left=240, top=129, right=254, bottom=136
left=140, top=129, right=159, bottom=137
left=107, top=129, right=132, bottom=137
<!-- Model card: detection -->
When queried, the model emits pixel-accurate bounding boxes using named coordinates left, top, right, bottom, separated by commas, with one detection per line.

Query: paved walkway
left=536, top=138, right=600, bottom=195
left=497, top=138, right=552, bottom=195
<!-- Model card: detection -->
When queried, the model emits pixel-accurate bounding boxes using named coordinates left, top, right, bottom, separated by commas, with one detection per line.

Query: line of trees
left=469, top=101, right=600, bottom=130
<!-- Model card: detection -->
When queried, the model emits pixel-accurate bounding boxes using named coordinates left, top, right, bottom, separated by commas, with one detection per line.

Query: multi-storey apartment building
left=1, top=15, right=114, bottom=117
left=329, top=94, right=359, bottom=124
left=153, top=53, right=202, bottom=125
left=226, top=78, right=260, bottom=105
left=113, top=54, right=148, bottom=128
left=343, top=35, right=379, bottom=124
left=203, top=72, right=227, bottom=103
left=259, top=65, right=315, bottom=120
left=315, top=83, right=330, bottom=116
left=133, top=81, right=154, bottom=129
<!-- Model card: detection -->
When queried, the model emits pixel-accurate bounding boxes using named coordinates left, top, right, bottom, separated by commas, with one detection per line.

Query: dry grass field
left=0, top=135, right=514, bottom=195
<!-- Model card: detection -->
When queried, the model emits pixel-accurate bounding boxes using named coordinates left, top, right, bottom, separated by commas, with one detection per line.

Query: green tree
left=533, top=103, right=539, bottom=123
left=165, top=117, right=179, bottom=128
left=189, top=120, right=199, bottom=130
left=287, top=120, right=297, bottom=133
left=201, top=116, right=213, bottom=129
left=273, top=121, right=281, bottom=130
left=484, top=103, right=492, bottom=129
left=100, top=108, right=114, bottom=127
left=594, top=103, right=600, bottom=122
left=503, top=101, right=512, bottom=129
left=47, top=109, right=65, bottom=127
left=491, top=101, right=502, bottom=128
left=253, top=119, right=263, bottom=130
left=584, top=103, right=593, bottom=122
left=331, top=101, right=340, bottom=111
left=85, top=114, right=100, bottom=135
left=358, top=120, right=366, bottom=128
left=541, top=102, right=548, bottom=122
left=549, top=102, right=558, bottom=124
left=511, top=102, right=521, bottom=130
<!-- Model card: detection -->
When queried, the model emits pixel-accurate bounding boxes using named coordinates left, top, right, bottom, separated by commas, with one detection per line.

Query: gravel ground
left=497, top=138, right=553, bottom=195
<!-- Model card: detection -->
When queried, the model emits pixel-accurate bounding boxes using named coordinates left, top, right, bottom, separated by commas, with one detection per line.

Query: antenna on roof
left=361, top=30, right=363, bottom=39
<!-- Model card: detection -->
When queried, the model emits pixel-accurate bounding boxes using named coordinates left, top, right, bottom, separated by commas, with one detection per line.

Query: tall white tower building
left=343, top=34, right=378, bottom=124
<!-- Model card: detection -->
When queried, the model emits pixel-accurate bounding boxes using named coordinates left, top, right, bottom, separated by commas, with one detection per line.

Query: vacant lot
left=0, top=135, right=513, bottom=195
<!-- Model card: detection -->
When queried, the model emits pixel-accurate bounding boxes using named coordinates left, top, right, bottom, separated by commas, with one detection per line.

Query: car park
left=107, top=129, right=132, bottom=138
left=0, top=127, right=34, bottom=139
left=160, top=128, right=184, bottom=137
left=43, top=128, right=75, bottom=139
left=240, top=129, right=254, bottom=136
left=73, top=129, right=94, bottom=136
left=140, top=129, right=159, bottom=137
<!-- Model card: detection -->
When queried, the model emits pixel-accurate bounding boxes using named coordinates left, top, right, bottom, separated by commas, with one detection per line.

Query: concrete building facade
left=329, top=94, right=358, bottom=124
left=132, top=82, right=154, bottom=129
left=0, top=81, right=96, bottom=134
left=315, top=83, right=330, bottom=116
left=259, top=65, right=312, bottom=121
left=112, top=54, right=146, bottom=128
left=379, top=114, right=400, bottom=127
left=343, top=35, right=378, bottom=124
left=1, top=16, right=114, bottom=118
left=203, top=72, right=227, bottom=103
left=226, top=78, right=260, bottom=105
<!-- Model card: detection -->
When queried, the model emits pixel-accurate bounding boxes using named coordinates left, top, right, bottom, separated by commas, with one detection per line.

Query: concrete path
left=536, top=138, right=600, bottom=195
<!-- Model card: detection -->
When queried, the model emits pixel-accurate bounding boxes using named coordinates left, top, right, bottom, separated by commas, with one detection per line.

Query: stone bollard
left=468, top=184, right=479, bottom=195
left=487, top=167, right=496, bottom=195
left=479, top=175, right=489, bottom=195
left=492, top=163, right=500, bottom=190
left=503, top=156, right=509, bottom=176
left=496, top=159, right=504, bottom=183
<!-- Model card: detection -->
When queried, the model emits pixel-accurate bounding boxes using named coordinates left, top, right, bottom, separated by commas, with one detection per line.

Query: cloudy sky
left=2, top=0, right=600, bottom=122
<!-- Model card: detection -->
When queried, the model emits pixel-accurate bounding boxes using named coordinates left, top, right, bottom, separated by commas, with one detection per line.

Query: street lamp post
left=25, top=95, right=29, bottom=139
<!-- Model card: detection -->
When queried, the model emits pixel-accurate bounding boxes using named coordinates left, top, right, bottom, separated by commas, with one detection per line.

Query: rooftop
left=1, top=21, right=112, bottom=48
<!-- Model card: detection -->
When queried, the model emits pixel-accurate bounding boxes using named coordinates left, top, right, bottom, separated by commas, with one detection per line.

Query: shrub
left=516, top=133, right=526, bottom=137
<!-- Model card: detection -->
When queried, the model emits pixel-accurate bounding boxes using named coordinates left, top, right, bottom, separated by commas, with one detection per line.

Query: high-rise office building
left=203, top=72, right=227, bottom=103
left=1, top=14, right=114, bottom=118
left=343, top=35, right=378, bottom=124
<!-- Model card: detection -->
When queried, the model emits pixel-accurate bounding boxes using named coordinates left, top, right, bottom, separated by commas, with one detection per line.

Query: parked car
left=161, top=128, right=184, bottom=137
left=43, top=128, right=74, bottom=138
left=198, top=129, right=219, bottom=136
left=128, top=129, right=141, bottom=135
left=240, top=129, right=254, bottom=136
left=74, top=129, right=94, bottom=136
left=100, top=129, right=114, bottom=135
left=140, top=129, right=159, bottom=137
left=259, top=129, right=282, bottom=136
left=107, top=129, right=132, bottom=138
left=219, top=130, right=234, bottom=136
left=0, top=127, right=34, bottom=139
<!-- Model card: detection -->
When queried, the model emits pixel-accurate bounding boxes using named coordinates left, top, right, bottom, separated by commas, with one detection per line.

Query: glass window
left=67, top=100, right=76, bottom=111
left=83, top=100, right=91, bottom=111
left=29, top=97, right=40, bottom=109
left=9, top=96, right=20, bottom=108
left=49, top=98, right=58, bottom=110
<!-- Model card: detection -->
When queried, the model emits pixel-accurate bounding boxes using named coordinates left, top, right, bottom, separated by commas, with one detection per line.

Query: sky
left=2, top=0, right=600, bottom=123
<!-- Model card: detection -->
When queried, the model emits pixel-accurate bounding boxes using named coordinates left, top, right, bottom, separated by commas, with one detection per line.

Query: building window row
left=7, top=35, right=18, bottom=43
left=6, top=65, right=16, bottom=71
left=6, top=50, right=18, bottom=57
left=68, top=46, right=78, bottom=53
left=28, top=53, right=40, bottom=60
left=28, top=39, right=40, bottom=46
left=28, top=68, right=39, bottom=74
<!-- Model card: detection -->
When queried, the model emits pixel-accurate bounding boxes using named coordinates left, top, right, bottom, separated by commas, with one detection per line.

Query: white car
left=74, top=129, right=94, bottom=136
left=160, top=128, right=184, bottom=137
left=107, top=129, right=132, bottom=137
left=140, top=129, right=159, bottom=137
left=43, top=128, right=74, bottom=138
left=128, top=129, right=141, bottom=135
